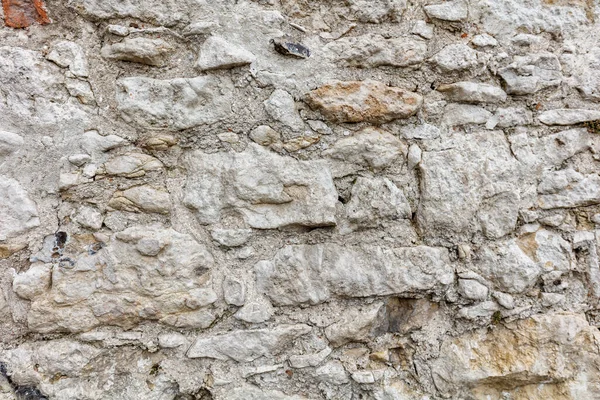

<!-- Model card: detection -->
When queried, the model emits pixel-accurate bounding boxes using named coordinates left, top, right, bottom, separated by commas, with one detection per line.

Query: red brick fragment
left=2, top=0, right=50, bottom=28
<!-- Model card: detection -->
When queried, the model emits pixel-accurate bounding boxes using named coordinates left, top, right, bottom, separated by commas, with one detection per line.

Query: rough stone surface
left=2, top=1, right=600, bottom=399
left=304, top=80, right=423, bottom=123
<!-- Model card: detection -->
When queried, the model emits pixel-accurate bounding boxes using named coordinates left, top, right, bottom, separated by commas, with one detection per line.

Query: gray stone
left=255, top=244, right=453, bottom=305
left=471, top=34, right=498, bottom=47
left=183, top=144, right=337, bottom=229
left=0, top=131, right=23, bottom=161
left=197, top=36, right=255, bottom=71
left=315, top=361, right=349, bottom=385
left=211, top=229, right=252, bottom=247
left=288, top=347, right=332, bottom=368
left=458, top=279, right=489, bottom=301
left=499, top=52, right=562, bottom=95
left=0, top=177, right=40, bottom=241
left=234, top=296, right=274, bottom=323
left=424, top=1, right=468, bottom=22
left=538, top=109, right=600, bottom=126
left=412, top=20, right=434, bottom=40
left=101, top=37, right=174, bottom=66
left=250, top=125, right=281, bottom=146
left=442, top=104, right=492, bottom=126
left=323, top=127, right=406, bottom=170
left=116, top=75, right=233, bottom=130
left=401, top=123, right=441, bottom=140
left=538, top=169, right=600, bottom=209
left=486, top=107, right=533, bottom=128
left=437, top=82, right=507, bottom=104
left=345, top=177, right=411, bottom=226
left=186, top=324, right=311, bottom=362
left=348, top=0, right=406, bottom=23
left=264, top=89, right=305, bottom=131
left=223, top=276, right=246, bottom=306
left=47, top=40, right=89, bottom=77
left=325, top=34, right=427, bottom=68
left=108, top=185, right=171, bottom=214
left=325, top=302, right=386, bottom=347
left=431, top=44, right=479, bottom=72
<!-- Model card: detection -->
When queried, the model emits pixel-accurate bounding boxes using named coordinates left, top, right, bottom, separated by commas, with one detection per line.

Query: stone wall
left=1, top=0, right=600, bottom=399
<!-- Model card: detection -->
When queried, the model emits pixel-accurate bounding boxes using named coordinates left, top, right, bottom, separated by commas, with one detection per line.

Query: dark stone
left=271, top=37, right=310, bottom=59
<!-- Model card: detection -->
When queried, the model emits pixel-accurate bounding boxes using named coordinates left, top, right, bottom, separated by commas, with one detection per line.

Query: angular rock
left=255, top=244, right=453, bottom=305
left=211, top=229, right=252, bottom=247
left=538, top=109, right=600, bottom=126
left=101, top=153, right=163, bottom=178
left=216, top=384, right=311, bottom=400
left=486, top=107, right=533, bottom=128
left=401, top=123, right=441, bottom=140
left=80, top=130, right=126, bottom=155
left=315, top=361, right=349, bottom=385
left=74, top=205, right=104, bottom=230
left=186, top=324, right=311, bottom=362
left=538, top=169, right=600, bottom=209
left=325, top=302, right=386, bottom=347
left=471, top=33, right=498, bottom=47
left=322, top=127, right=406, bottom=170
left=457, top=279, right=488, bottom=301
left=412, top=20, right=434, bottom=40
left=108, top=185, right=170, bottom=214
left=348, top=0, right=406, bottom=23
left=101, top=37, right=173, bottom=66
left=443, top=104, right=492, bottom=126
left=250, top=125, right=281, bottom=146
left=223, top=276, right=246, bottom=306
left=183, top=144, right=337, bottom=229
left=47, top=40, right=89, bottom=77
left=13, top=263, right=51, bottom=300
left=0, top=130, right=23, bottom=161
left=197, top=36, right=255, bottom=71
left=304, top=80, right=423, bottom=124
left=499, top=52, right=562, bottom=95
left=345, top=177, right=411, bottom=226
left=418, top=131, right=521, bottom=241
left=424, top=0, right=468, bottom=22
left=325, top=34, right=427, bottom=68
left=68, top=0, right=194, bottom=26
left=116, top=75, right=232, bottom=130
left=264, top=89, right=305, bottom=131
left=234, top=296, right=274, bottom=323
left=431, top=44, right=479, bottom=72
left=24, top=226, right=215, bottom=333
left=289, top=347, right=332, bottom=368
left=431, top=313, right=600, bottom=398
left=0, top=177, right=40, bottom=241
left=437, top=82, right=507, bottom=104
left=271, top=37, right=311, bottom=59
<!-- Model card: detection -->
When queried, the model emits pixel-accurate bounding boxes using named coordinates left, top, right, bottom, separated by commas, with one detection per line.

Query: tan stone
left=304, top=80, right=423, bottom=124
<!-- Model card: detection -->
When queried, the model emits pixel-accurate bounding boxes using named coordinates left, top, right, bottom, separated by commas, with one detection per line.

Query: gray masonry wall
left=1, top=0, right=600, bottom=399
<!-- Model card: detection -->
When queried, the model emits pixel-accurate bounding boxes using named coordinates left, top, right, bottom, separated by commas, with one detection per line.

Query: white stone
left=255, top=244, right=453, bottom=305
left=400, top=123, right=441, bottom=140
left=108, top=185, right=171, bottom=214
left=223, top=276, right=246, bottom=306
left=211, top=229, right=252, bottom=247
left=183, top=144, right=337, bottom=229
left=431, top=44, right=479, bottom=72
left=197, top=36, right=255, bottom=71
left=486, top=107, right=532, bottom=129
left=0, top=131, right=24, bottom=161
left=325, top=302, right=385, bottom=347
left=186, top=324, right=311, bottom=361
left=158, top=333, right=187, bottom=349
left=103, top=153, right=163, bottom=177
left=116, top=75, right=233, bottom=130
left=288, top=347, right=332, bottom=369
left=346, top=177, right=411, bottom=226
left=250, top=125, right=281, bottom=146
left=107, top=24, right=129, bottom=36
left=315, top=361, right=348, bottom=385
left=234, top=296, right=275, bottom=323
left=47, top=40, right=89, bottom=77
left=75, top=206, right=104, bottom=230
left=538, top=169, right=600, bottom=209
left=348, top=0, right=406, bottom=23
left=499, top=52, right=562, bottom=95
left=13, top=263, right=52, bottom=300
left=437, top=82, right=507, bottom=104
left=442, top=104, right=492, bottom=126
left=323, top=127, right=406, bottom=170
left=471, top=34, right=498, bottom=47
left=101, top=37, right=173, bottom=66
left=412, top=20, right=434, bottom=40
left=539, top=109, right=600, bottom=126
left=424, top=0, right=468, bottom=22
left=325, top=34, right=427, bottom=68
left=0, top=177, right=40, bottom=241
left=264, top=89, right=305, bottom=132
left=458, top=279, right=489, bottom=301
